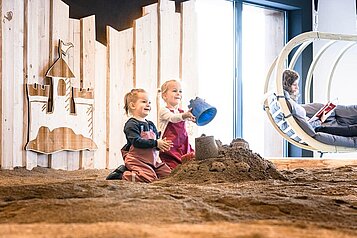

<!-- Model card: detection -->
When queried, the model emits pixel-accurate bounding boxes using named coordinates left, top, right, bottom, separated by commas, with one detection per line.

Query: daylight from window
left=196, top=0, right=234, bottom=144
left=242, top=4, right=285, bottom=157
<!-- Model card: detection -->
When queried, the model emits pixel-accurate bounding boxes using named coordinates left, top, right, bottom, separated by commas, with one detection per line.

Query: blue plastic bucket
left=188, top=97, right=217, bottom=126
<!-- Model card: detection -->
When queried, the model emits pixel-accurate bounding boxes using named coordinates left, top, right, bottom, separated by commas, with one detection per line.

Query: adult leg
left=315, top=125, right=357, bottom=137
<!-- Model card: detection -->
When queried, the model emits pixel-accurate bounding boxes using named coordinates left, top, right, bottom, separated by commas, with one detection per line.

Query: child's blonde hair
left=159, top=80, right=181, bottom=99
left=123, top=88, right=147, bottom=115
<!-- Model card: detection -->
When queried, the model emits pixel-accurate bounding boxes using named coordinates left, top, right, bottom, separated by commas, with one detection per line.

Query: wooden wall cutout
left=25, top=39, right=97, bottom=154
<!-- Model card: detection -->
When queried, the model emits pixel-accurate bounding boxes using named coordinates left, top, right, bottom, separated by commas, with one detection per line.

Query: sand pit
left=0, top=139, right=356, bottom=238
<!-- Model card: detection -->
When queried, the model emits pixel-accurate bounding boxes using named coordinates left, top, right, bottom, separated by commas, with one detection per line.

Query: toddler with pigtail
left=106, top=88, right=172, bottom=182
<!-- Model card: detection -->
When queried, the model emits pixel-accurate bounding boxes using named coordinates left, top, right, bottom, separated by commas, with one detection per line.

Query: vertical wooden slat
left=106, top=26, right=119, bottom=169
left=49, top=0, right=70, bottom=170
left=117, top=28, right=134, bottom=168
left=1, top=0, right=25, bottom=169
left=181, top=0, right=198, bottom=143
left=106, top=26, right=134, bottom=169
left=157, top=0, right=181, bottom=120
left=93, top=41, right=107, bottom=169
left=79, top=15, right=96, bottom=169
left=134, top=12, right=159, bottom=123
left=35, top=0, right=50, bottom=168
left=66, top=18, right=81, bottom=171
left=80, top=15, right=95, bottom=89
left=25, top=0, right=52, bottom=169
left=14, top=0, right=25, bottom=168
left=181, top=0, right=198, bottom=107
left=158, top=0, right=180, bottom=81
left=68, top=18, right=80, bottom=88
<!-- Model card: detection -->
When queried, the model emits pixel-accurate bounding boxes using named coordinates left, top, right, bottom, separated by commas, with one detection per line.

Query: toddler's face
left=163, top=82, right=182, bottom=108
left=131, top=92, right=151, bottom=119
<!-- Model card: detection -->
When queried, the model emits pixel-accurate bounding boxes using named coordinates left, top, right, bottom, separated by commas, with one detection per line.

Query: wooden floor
left=268, top=157, right=357, bottom=170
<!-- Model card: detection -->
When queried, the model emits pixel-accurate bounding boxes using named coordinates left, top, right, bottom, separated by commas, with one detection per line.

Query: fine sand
left=0, top=141, right=356, bottom=238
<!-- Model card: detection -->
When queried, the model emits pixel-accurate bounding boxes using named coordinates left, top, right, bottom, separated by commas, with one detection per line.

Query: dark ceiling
left=62, top=0, right=189, bottom=44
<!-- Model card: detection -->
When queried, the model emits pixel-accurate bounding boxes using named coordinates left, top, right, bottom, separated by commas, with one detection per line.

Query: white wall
left=314, top=0, right=357, bottom=104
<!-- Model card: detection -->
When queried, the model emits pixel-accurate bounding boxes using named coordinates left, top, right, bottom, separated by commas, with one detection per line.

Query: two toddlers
left=107, top=81, right=195, bottom=182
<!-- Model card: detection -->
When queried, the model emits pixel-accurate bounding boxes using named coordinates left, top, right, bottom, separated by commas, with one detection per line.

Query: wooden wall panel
left=106, top=25, right=134, bottom=169
left=142, top=3, right=157, bottom=15
left=159, top=0, right=180, bottom=82
left=49, top=0, right=70, bottom=170
left=80, top=15, right=95, bottom=89
left=93, top=41, right=107, bottom=169
left=1, top=0, right=25, bottom=169
left=0, top=0, right=197, bottom=170
left=25, top=0, right=51, bottom=169
left=106, top=26, right=121, bottom=169
left=181, top=0, right=198, bottom=143
left=80, top=15, right=96, bottom=169
left=67, top=18, right=81, bottom=171
left=117, top=28, right=134, bottom=167
left=134, top=12, right=159, bottom=123
left=157, top=0, right=181, bottom=120
left=181, top=0, right=198, bottom=104
left=68, top=18, right=80, bottom=88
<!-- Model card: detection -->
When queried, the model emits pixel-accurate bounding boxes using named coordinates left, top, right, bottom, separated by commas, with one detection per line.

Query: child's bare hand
left=157, top=138, right=173, bottom=152
left=182, top=108, right=196, bottom=122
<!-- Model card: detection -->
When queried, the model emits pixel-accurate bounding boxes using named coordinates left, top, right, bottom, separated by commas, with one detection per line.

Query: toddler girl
left=158, top=80, right=195, bottom=169
left=106, top=88, right=172, bottom=182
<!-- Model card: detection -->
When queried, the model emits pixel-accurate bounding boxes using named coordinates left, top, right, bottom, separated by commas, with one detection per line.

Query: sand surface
left=0, top=143, right=356, bottom=238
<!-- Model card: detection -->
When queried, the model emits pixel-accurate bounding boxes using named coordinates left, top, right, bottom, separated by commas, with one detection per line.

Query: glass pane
left=242, top=4, right=285, bottom=157
left=196, top=0, right=234, bottom=144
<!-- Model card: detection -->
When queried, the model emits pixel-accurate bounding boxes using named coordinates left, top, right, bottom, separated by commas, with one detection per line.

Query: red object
left=160, top=108, right=194, bottom=169
left=122, top=130, right=171, bottom=182
left=315, top=102, right=336, bottom=119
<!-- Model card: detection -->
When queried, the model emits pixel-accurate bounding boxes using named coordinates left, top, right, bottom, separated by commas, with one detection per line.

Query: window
left=196, top=0, right=234, bottom=144
left=242, top=4, right=285, bottom=156
left=196, top=1, right=286, bottom=155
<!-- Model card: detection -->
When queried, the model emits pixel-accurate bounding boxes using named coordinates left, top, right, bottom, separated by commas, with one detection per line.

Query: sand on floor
left=0, top=140, right=356, bottom=238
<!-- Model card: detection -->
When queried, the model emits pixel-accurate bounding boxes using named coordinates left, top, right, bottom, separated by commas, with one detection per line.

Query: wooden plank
left=25, top=0, right=51, bottom=169
left=181, top=1, right=199, bottom=145
left=158, top=0, right=180, bottom=121
left=270, top=158, right=357, bottom=170
left=93, top=41, right=107, bottom=169
left=80, top=15, right=95, bottom=89
left=29, top=0, right=50, bottom=168
left=0, top=0, right=25, bottom=169
left=79, top=15, right=96, bottom=169
left=12, top=0, right=25, bottom=168
left=106, top=26, right=134, bottom=169
left=68, top=18, right=80, bottom=88
left=49, top=0, right=70, bottom=170
left=116, top=28, right=134, bottom=168
left=67, top=18, right=81, bottom=171
left=158, top=0, right=180, bottom=81
left=134, top=13, right=158, bottom=123
left=142, top=3, right=157, bottom=15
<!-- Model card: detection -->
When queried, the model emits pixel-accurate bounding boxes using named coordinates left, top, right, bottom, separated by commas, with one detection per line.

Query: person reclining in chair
left=283, top=69, right=357, bottom=137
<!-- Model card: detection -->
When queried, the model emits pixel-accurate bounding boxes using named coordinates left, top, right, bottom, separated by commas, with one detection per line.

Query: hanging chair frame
left=264, top=31, right=357, bottom=153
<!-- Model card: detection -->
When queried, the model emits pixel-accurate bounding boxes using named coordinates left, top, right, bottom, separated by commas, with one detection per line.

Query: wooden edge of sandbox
left=268, top=157, right=357, bottom=170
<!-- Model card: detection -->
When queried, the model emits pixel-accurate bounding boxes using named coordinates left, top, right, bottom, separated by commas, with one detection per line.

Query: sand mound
left=165, top=138, right=286, bottom=184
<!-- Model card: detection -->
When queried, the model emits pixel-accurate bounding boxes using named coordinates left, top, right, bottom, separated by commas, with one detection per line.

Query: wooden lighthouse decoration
left=25, top=40, right=97, bottom=154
